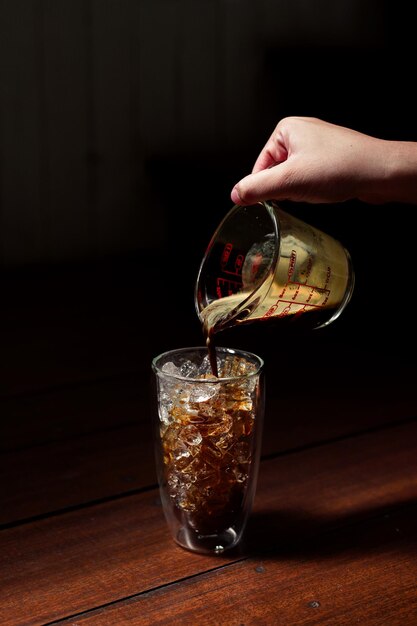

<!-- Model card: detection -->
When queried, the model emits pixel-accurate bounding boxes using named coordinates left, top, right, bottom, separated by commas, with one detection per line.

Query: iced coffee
left=152, top=346, right=264, bottom=554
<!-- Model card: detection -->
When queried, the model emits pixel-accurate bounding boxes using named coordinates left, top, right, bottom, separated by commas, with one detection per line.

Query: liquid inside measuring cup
left=196, top=202, right=354, bottom=374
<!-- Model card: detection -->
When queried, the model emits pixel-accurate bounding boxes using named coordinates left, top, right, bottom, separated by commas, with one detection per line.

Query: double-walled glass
left=152, top=346, right=264, bottom=555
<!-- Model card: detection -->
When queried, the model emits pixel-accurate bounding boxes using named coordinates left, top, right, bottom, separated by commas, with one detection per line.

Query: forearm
left=366, top=140, right=417, bottom=204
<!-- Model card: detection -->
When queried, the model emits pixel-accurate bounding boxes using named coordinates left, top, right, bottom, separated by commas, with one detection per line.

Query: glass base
left=175, top=525, right=241, bottom=555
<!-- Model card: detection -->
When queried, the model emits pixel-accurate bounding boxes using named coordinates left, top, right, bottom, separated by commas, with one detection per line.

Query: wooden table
left=1, top=258, right=417, bottom=625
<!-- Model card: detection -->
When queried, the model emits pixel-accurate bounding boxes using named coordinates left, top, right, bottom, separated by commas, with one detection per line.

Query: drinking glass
left=152, top=346, right=265, bottom=554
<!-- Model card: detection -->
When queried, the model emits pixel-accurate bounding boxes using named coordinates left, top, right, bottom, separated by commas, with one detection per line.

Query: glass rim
left=151, top=345, right=264, bottom=383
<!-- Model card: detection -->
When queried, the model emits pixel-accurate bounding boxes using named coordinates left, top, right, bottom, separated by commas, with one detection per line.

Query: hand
left=231, top=116, right=417, bottom=206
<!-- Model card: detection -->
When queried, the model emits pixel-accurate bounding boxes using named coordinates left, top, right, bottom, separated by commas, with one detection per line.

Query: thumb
left=231, top=163, right=292, bottom=205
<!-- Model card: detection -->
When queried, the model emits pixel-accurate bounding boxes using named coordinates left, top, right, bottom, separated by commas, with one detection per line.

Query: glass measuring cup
left=195, top=201, right=354, bottom=336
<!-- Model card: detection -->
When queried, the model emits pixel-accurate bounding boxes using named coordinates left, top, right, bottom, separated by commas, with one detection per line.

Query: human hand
left=231, top=116, right=417, bottom=206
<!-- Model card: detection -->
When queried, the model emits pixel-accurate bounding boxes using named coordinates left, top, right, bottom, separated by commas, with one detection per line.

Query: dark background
left=1, top=0, right=416, bottom=399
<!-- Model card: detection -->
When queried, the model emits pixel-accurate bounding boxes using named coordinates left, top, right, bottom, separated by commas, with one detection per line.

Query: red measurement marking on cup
left=235, top=254, right=244, bottom=273
left=304, top=256, right=313, bottom=281
left=277, top=302, right=310, bottom=318
left=323, top=266, right=331, bottom=289
left=285, top=249, right=331, bottom=305
left=263, top=299, right=322, bottom=319
left=290, top=281, right=330, bottom=297
left=306, top=286, right=317, bottom=304
left=216, top=277, right=242, bottom=298
left=220, top=243, right=244, bottom=277
left=288, top=250, right=297, bottom=279
left=278, top=299, right=324, bottom=309
left=262, top=293, right=329, bottom=319
left=221, top=243, right=233, bottom=268
left=287, top=252, right=332, bottom=298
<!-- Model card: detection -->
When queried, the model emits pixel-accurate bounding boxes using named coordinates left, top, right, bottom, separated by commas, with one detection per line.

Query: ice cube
left=158, top=400, right=173, bottom=425
left=161, top=361, right=180, bottom=375
left=180, top=424, right=203, bottom=447
left=220, top=355, right=254, bottom=378
left=176, top=486, right=196, bottom=511
left=179, top=360, right=199, bottom=378
left=189, top=382, right=218, bottom=403
left=197, top=354, right=219, bottom=377
left=232, top=441, right=251, bottom=464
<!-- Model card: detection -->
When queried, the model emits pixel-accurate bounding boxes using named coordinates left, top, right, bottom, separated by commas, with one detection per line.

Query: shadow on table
left=243, top=497, right=417, bottom=560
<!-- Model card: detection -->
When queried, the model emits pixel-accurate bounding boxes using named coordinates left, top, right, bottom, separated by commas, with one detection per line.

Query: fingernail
left=231, top=187, right=242, bottom=204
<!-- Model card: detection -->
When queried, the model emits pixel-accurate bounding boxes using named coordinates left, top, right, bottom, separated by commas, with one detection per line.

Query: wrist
left=370, top=140, right=417, bottom=204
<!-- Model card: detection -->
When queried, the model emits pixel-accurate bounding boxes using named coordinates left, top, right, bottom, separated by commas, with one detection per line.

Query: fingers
left=231, top=128, right=290, bottom=204
left=231, top=164, right=291, bottom=205
left=251, top=146, right=280, bottom=174
left=251, top=132, right=288, bottom=174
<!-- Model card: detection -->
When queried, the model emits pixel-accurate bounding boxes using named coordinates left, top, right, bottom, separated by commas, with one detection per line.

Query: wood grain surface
left=1, top=260, right=417, bottom=625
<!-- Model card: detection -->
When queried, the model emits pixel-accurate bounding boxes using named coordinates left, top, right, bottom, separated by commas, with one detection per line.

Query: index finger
left=251, top=132, right=288, bottom=174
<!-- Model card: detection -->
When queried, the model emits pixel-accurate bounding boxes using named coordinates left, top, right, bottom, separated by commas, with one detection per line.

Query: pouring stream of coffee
left=200, top=293, right=245, bottom=378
